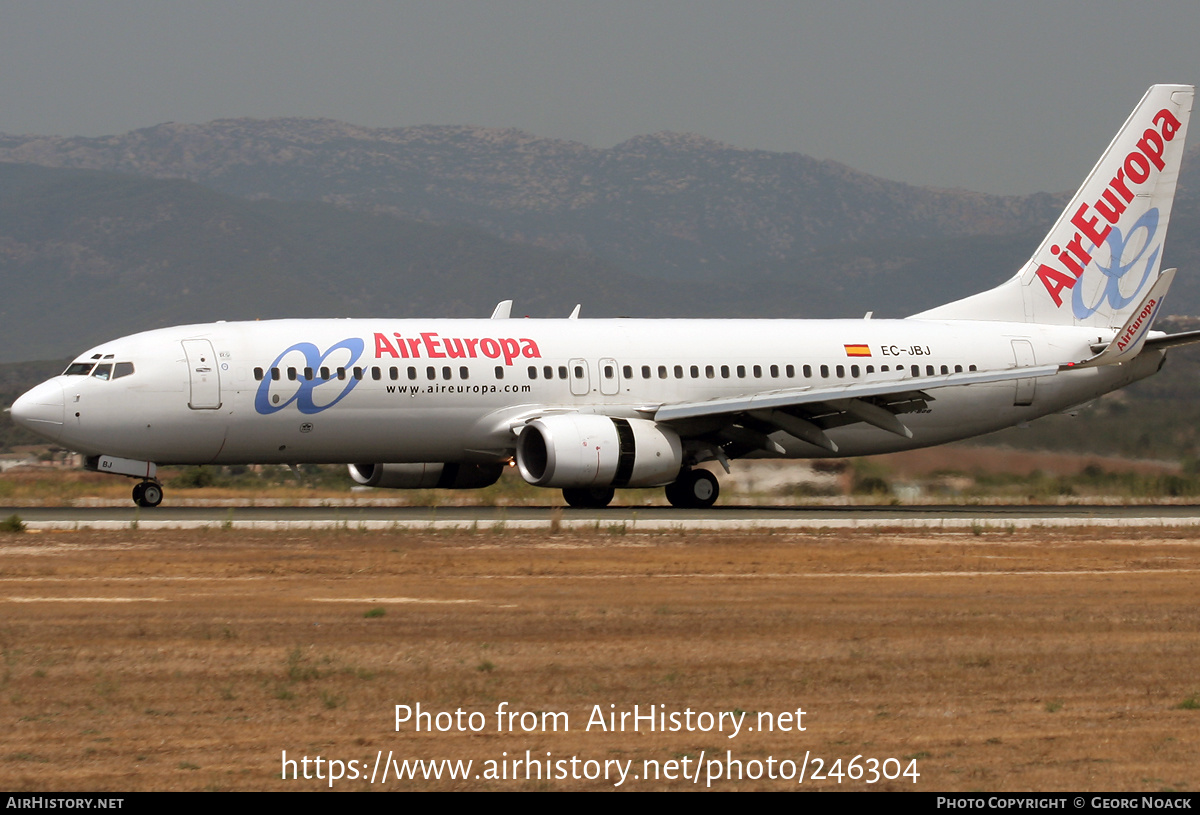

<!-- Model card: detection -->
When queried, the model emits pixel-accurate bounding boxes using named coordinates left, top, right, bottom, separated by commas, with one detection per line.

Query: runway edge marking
left=17, top=516, right=1200, bottom=531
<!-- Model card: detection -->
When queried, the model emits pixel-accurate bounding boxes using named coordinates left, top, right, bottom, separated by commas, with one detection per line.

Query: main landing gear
left=561, top=470, right=721, bottom=509
left=665, top=469, right=720, bottom=509
left=562, top=486, right=616, bottom=509
left=131, top=481, right=163, bottom=508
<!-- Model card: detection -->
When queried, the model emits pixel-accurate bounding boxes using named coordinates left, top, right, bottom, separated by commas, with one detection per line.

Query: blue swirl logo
left=254, top=338, right=365, bottom=415
left=1073, top=208, right=1161, bottom=320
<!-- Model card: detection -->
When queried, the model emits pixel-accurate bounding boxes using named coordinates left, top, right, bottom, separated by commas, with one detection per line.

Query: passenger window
left=803, top=365, right=812, bottom=378
left=910, top=365, right=919, bottom=377
left=674, top=365, right=684, bottom=379
left=642, top=365, right=652, bottom=379
left=288, top=367, right=298, bottom=381
left=91, top=364, right=112, bottom=381
left=605, top=365, right=616, bottom=378
left=442, top=366, right=451, bottom=380
left=254, top=367, right=264, bottom=381
left=881, top=365, right=890, bottom=373
left=836, top=365, right=845, bottom=378
left=705, top=365, right=715, bottom=379
left=460, top=366, right=469, bottom=380
left=940, top=365, right=949, bottom=375
left=426, top=367, right=436, bottom=380
left=320, top=367, right=330, bottom=380
left=737, top=365, right=746, bottom=378
left=495, top=366, right=504, bottom=379
left=337, top=367, right=347, bottom=380
left=544, top=365, right=554, bottom=379
left=785, top=364, right=794, bottom=378
left=658, top=366, right=668, bottom=379
left=752, top=365, right=762, bottom=378
left=272, top=368, right=281, bottom=381
left=770, top=364, right=779, bottom=378
left=721, top=365, right=730, bottom=378
left=575, top=365, right=585, bottom=379
left=689, top=365, right=699, bottom=378
left=866, top=365, right=874, bottom=374
left=851, top=365, right=860, bottom=377
left=529, top=366, right=538, bottom=380
left=408, top=367, right=417, bottom=380
left=820, top=365, right=829, bottom=378
left=954, top=365, right=963, bottom=373
left=303, top=367, right=314, bottom=381
left=371, top=367, right=381, bottom=381
left=623, top=365, right=632, bottom=379
left=969, top=364, right=978, bottom=371
left=559, top=366, right=568, bottom=379
left=926, top=365, right=935, bottom=376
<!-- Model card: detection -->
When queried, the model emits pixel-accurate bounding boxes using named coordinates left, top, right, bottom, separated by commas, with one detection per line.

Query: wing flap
left=652, top=364, right=1062, bottom=424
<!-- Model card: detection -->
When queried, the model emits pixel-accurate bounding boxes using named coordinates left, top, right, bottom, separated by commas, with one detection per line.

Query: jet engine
left=515, top=415, right=683, bottom=488
left=348, top=462, right=504, bottom=489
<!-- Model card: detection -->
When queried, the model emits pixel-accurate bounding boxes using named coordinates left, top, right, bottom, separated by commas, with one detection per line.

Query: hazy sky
left=2, top=1, right=1197, bottom=195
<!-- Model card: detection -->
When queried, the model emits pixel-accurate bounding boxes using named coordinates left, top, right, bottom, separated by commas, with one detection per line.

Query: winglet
left=1062, top=268, right=1176, bottom=369
left=490, top=300, right=513, bottom=319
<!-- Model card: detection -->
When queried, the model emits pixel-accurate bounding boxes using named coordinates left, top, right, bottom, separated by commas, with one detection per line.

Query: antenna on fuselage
left=490, top=300, right=513, bottom=319
left=568, top=304, right=581, bottom=320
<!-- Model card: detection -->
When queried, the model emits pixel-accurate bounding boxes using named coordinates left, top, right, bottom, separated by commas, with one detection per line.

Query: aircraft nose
left=10, top=381, right=65, bottom=443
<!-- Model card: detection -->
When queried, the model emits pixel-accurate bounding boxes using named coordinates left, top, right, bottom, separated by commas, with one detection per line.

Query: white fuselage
left=14, top=317, right=1156, bottom=466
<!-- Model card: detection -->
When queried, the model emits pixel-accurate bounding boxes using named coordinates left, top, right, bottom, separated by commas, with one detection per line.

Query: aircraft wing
left=649, top=364, right=1062, bottom=454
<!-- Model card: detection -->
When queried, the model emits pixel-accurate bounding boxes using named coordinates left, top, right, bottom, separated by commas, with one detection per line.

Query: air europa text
left=1036, top=107, right=1182, bottom=308
left=374, top=332, right=542, bottom=365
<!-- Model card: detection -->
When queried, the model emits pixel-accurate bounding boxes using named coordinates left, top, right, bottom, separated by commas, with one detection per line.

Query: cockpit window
left=91, top=363, right=112, bottom=381
left=113, top=362, right=135, bottom=379
left=64, top=362, right=95, bottom=376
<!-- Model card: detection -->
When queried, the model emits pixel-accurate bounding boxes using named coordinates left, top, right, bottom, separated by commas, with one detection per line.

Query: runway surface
left=5, top=503, right=1200, bottom=530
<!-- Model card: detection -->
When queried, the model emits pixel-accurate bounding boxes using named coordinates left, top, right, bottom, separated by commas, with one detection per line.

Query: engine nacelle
left=516, top=415, right=683, bottom=488
left=348, top=462, right=504, bottom=490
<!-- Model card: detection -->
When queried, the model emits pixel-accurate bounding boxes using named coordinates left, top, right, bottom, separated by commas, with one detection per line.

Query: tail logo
left=1072, top=209, right=1160, bottom=319
left=1034, top=107, right=1182, bottom=311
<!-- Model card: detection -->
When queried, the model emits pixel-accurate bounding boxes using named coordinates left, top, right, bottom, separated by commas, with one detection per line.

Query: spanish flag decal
left=844, top=344, right=871, bottom=357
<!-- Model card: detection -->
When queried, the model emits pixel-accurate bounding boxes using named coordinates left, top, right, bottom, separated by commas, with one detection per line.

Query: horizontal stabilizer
left=1061, top=269, right=1175, bottom=369
left=1144, top=328, right=1200, bottom=352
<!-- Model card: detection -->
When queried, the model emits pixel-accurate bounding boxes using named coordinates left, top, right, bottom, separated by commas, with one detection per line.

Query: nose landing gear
left=132, top=481, right=163, bottom=508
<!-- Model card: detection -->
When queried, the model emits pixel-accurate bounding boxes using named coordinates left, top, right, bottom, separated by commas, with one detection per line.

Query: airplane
left=9, top=84, right=1199, bottom=509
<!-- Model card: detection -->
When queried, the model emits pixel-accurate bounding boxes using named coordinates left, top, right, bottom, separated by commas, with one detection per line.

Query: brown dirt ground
left=0, top=526, right=1198, bottom=791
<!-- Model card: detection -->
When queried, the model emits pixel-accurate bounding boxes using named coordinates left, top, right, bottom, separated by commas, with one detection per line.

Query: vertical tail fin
left=915, top=84, right=1193, bottom=326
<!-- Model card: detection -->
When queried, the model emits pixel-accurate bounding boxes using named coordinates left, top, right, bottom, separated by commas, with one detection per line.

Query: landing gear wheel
left=665, top=469, right=720, bottom=509
left=134, top=481, right=163, bottom=508
left=562, top=487, right=615, bottom=509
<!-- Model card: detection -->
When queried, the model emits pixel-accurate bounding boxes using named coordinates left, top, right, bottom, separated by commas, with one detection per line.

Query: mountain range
left=2, top=118, right=1199, bottom=363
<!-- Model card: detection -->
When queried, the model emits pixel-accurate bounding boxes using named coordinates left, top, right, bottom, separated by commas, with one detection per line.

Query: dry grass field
left=1, top=525, right=1198, bottom=791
